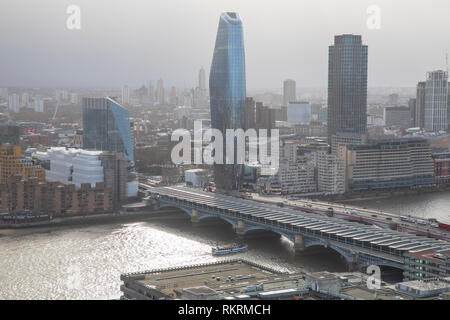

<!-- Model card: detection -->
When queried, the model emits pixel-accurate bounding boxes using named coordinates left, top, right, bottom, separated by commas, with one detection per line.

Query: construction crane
left=50, top=102, right=59, bottom=128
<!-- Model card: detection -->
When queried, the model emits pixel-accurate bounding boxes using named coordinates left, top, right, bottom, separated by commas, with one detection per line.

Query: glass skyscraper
left=209, top=12, right=246, bottom=191
left=82, top=97, right=134, bottom=164
left=327, top=34, right=368, bottom=145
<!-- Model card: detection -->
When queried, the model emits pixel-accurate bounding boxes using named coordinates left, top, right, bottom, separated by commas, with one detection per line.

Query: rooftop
left=121, top=259, right=305, bottom=299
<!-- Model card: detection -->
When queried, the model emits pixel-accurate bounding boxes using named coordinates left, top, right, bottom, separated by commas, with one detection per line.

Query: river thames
left=344, top=190, right=450, bottom=223
left=0, top=214, right=347, bottom=300
left=1, top=190, right=449, bottom=300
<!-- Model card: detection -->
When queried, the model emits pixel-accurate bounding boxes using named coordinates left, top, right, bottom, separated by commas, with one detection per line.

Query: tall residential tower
left=283, top=79, right=296, bottom=106
left=424, top=70, right=449, bottom=132
left=209, top=12, right=246, bottom=191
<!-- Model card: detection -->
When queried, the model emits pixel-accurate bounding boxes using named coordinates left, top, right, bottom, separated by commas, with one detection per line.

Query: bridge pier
left=347, top=253, right=360, bottom=272
left=294, top=235, right=305, bottom=255
left=191, top=209, right=199, bottom=226
left=235, top=220, right=246, bottom=239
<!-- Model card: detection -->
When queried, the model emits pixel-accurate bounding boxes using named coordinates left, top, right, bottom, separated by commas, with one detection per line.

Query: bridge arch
left=304, top=239, right=354, bottom=263
left=241, top=225, right=295, bottom=242
left=158, top=204, right=193, bottom=217
left=197, top=215, right=238, bottom=229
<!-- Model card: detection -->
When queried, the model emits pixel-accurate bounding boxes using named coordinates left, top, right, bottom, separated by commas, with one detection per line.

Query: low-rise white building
left=34, top=147, right=104, bottom=188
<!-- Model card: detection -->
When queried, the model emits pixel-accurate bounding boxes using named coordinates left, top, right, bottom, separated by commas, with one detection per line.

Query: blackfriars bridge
left=141, top=184, right=450, bottom=271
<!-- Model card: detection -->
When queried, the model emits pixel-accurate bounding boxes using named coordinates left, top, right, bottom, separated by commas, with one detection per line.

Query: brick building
left=0, top=176, right=112, bottom=215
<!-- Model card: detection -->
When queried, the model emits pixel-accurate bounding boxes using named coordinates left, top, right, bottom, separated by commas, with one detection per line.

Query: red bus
left=438, top=223, right=450, bottom=232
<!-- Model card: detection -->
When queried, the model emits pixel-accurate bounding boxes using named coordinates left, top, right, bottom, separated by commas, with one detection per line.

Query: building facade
left=432, top=152, right=450, bottom=185
left=384, top=106, right=410, bottom=128
left=317, top=150, right=345, bottom=194
left=209, top=12, right=246, bottom=191
left=327, top=35, right=368, bottom=145
left=404, top=250, right=450, bottom=281
left=35, top=147, right=132, bottom=206
left=82, top=97, right=134, bottom=164
left=424, top=70, right=449, bottom=132
left=408, top=98, right=416, bottom=128
left=277, top=143, right=317, bottom=194
left=287, top=102, right=311, bottom=124
left=415, top=82, right=426, bottom=128
left=283, top=79, right=296, bottom=106
left=342, top=138, right=434, bottom=193
left=0, top=146, right=45, bottom=184
left=0, top=176, right=112, bottom=215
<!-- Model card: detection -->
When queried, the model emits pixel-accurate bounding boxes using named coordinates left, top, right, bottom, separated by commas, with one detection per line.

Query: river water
left=0, top=214, right=347, bottom=300
left=343, top=191, right=450, bottom=224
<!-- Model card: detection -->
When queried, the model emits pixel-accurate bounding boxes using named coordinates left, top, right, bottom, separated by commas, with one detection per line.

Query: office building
left=415, top=82, right=426, bottom=128
left=404, top=250, right=450, bottom=281
left=0, top=120, right=21, bottom=145
left=287, top=101, right=311, bottom=124
left=409, top=98, right=416, bottom=128
left=327, top=35, right=368, bottom=144
left=209, top=12, right=246, bottom=191
left=82, top=97, right=134, bottom=163
left=384, top=106, right=410, bottom=128
left=388, top=93, right=399, bottom=105
left=199, top=66, right=206, bottom=91
left=122, top=85, right=130, bottom=105
left=245, top=97, right=256, bottom=130
left=0, top=146, right=45, bottom=184
left=341, top=137, right=434, bottom=193
left=330, top=132, right=364, bottom=155
left=317, top=150, right=345, bottom=194
left=255, top=102, right=276, bottom=131
left=277, top=142, right=317, bottom=194
left=424, top=70, right=449, bottom=132
left=283, top=79, right=296, bottom=106
left=156, top=79, right=164, bottom=105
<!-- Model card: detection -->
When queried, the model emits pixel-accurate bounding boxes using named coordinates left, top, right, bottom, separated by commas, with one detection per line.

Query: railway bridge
left=141, top=184, right=450, bottom=272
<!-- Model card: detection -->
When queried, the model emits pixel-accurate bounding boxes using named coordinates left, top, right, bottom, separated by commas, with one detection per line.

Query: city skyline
left=0, top=0, right=449, bottom=89
left=1, top=1, right=450, bottom=304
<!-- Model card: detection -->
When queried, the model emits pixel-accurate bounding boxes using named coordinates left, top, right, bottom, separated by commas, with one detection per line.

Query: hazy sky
left=0, top=0, right=449, bottom=89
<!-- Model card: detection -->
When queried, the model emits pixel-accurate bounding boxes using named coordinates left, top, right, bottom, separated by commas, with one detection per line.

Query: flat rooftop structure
left=395, top=278, right=450, bottom=298
left=120, top=259, right=306, bottom=300
left=340, top=286, right=412, bottom=300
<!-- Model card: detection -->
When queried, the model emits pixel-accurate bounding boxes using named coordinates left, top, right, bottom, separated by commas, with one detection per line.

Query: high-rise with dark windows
left=327, top=34, right=368, bottom=145
left=82, top=97, right=134, bottom=164
left=209, top=12, right=246, bottom=191
left=283, top=79, right=296, bottom=106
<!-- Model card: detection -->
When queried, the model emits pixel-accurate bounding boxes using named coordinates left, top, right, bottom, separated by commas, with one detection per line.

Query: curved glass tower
left=209, top=12, right=246, bottom=191
left=82, top=97, right=134, bottom=164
